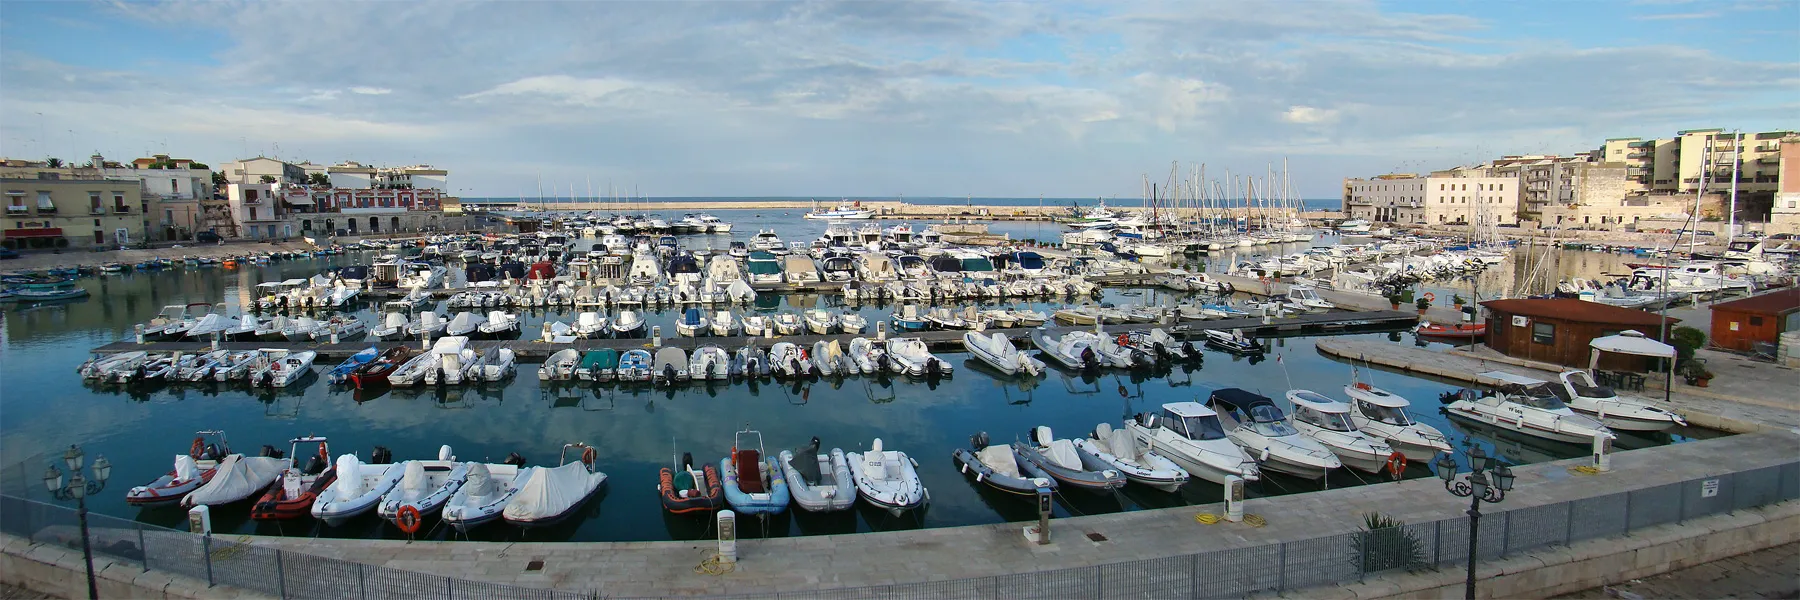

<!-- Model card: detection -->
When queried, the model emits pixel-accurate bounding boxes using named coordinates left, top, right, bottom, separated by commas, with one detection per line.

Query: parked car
left=196, top=231, right=222, bottom=243
left=0, top=248, right=19, bottom=259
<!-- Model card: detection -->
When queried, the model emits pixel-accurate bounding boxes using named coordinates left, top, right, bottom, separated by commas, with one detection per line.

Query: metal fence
left=2, top=462, right=1795, bottom=600
left=0, top=495, right=590, bottom=599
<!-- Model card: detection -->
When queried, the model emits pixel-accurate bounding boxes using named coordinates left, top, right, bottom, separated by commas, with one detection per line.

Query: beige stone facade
left=1, top=175, right=147, bottom=249
left=1343, top=172, right=1520, bottom=226
left=1773, top=136, right=1800, bottom=233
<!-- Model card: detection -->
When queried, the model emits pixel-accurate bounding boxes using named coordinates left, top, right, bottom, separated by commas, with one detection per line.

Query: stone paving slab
left=235, top=430, right=1800, bottom=597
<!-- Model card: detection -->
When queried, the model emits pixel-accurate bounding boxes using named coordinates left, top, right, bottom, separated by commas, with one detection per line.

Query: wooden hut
left=1709, top=288, right=1800, bottom=352
left=1480, top=299, right=1677, bottom=370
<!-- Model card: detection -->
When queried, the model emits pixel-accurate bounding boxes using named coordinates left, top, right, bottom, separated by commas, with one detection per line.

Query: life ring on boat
left=271, top=363, right=282, bottom=372
left=1354, top=382, right=1372, bottom=391
left=580, top=447, right=597, bottom=466
left=395, top=505, right=421, bottom=534
left=1422, top=292, right=1436, bottom=302
left=190, top=437, right=206, bottom=459
left=1385, top=452, right=1407, bottom=479
left=1116, top=334, right=1130, bottom=347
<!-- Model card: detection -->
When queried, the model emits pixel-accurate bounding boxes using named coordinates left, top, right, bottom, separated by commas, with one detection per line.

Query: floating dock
left=90, top=310, right=1418, bottom=360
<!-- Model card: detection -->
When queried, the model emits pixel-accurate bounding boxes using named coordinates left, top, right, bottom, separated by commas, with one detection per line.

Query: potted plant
left=1451, top=294, right=1466, bottom=311
left=1415, top=296, right=1431, bottom=315
left=1387, top=292, right=1404, bottom=310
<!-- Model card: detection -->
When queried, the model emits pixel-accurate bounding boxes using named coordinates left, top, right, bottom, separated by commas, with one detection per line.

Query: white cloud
left=348, top=86, right=392, bottom=95
left=1283, top=106, right=1341, bottom=125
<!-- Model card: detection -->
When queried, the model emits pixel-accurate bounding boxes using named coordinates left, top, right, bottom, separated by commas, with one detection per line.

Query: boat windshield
left=1294, top=406, right=1355, bottom=432
left=1180, top=415, right=1227, bottom=441
left=1513, top=386, right=1569, bottom=410
left=1356, top=401, right=1413, bottom=426
left=1245, top=404, right=1297, bottom=436
left=1016, top=253, right=1044, bottom=270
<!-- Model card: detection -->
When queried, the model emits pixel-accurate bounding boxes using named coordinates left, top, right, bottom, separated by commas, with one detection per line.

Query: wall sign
left=1512, top=316, right=1529, bottom=327
left=1701, top=479, right=1719, bottom=498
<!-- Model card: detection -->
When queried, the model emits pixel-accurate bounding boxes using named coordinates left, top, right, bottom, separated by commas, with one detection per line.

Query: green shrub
left=1670, top=326, right=1706, bottom=364
left=1352, top=513, right=1427, bottom=574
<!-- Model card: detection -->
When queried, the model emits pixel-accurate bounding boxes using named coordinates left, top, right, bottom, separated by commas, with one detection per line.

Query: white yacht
left=1286, top=390, right=1399, bottom=475
left=1344, top=381, right=1452, bottom=462
left=1445, top=381, right=1616, bottom=445
left=1125, top=402, right=1261, bottom=485
left=1207, top=389, right=1340, bottom=480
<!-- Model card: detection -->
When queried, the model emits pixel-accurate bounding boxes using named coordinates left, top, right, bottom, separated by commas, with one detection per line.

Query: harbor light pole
left=1436, top=447, right=1513, bottom=600
left=44, top=445, right=112, bottom=600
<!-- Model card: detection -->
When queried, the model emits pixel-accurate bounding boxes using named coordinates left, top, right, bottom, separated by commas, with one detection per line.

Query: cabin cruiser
left=1444, top=382, right=1616, bottom=445
left=1208, top=389, right=1341, bottom=479
left=1286, top=390, right=1400, bottom=475
left=1481, top=370, right=1685, bottom=433
left=1284, top=286, right=1335, bottom=313
left=1344, top=381, right=1452, bottom=462
left=745, top=251, right=783, bottom=284
left=1125, top=402, right=1261, bottom=484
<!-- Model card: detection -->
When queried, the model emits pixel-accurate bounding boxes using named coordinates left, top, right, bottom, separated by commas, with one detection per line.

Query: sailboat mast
left=1727, top=129, right=1740, bottom=239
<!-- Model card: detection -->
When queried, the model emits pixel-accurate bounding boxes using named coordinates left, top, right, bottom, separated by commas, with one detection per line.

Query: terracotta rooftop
left=1480, top=298, right=1677, bottom=327
left=1710, top=288, right=1800, bottom=316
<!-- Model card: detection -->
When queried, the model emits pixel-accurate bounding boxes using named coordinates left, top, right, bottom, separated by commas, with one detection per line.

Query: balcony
left=6, top=205, right=27, bottom=214
left=1759, top=156, right=1782, bottom=165
left=1626, top=152, right=1650, bottom=159
left=113, top=206, right=131, bottom=214
left=89, top=206, right=106, bottom=215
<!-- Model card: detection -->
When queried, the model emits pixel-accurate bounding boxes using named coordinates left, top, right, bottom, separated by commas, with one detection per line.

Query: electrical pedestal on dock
left=1592, top=434, right=1612, bottom=472
left=1023, top=484, right=1052, bottom=544
left=1224, top=475, right=1246, bottom=522
left=717, top=510, right=737, bottom=564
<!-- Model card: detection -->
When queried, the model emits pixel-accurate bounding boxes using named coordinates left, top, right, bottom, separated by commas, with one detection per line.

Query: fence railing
left=0, top=495, right=590, bottom=600
left=2, top=461, right=1796, bottom=600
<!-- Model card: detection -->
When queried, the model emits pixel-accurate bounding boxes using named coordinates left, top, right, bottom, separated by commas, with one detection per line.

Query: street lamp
left=44, top=444, right=112, bottom=600
left=1436, top=447, right=1513, bottom=600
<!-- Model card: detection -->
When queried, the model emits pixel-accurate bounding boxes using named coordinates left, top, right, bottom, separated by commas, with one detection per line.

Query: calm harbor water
left=0, top=211, right=1692, bottom=542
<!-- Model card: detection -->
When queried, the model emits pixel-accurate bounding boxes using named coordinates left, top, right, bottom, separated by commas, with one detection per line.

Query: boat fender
left=975, top=472, right=983, bottom=482
left=1260, top=448, right=1270, bottom=462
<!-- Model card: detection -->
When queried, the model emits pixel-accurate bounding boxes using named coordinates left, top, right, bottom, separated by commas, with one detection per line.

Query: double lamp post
left=44, top=444, right=112, bottom=600
left=1436, top=446, right=1514, bottom=600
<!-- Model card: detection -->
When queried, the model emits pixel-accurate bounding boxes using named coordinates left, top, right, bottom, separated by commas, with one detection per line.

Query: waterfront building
left=1480, top=299, right=1675, bottom=370
left=218, top=156, right=308, bottom=185
left=1342, top=171, right=1520, bottom=226
left=1773, top=135, right=1800, bottom=233
left=1, top=163, right=147, bottom=249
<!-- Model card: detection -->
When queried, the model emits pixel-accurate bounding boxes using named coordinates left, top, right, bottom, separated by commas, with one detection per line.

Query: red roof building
left=1480, top=298, right=1679, bottom=369
left=1709, top=288, right=1800, bottom=351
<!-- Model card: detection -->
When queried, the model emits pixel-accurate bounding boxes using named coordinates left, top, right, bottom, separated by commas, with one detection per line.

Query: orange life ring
left=1386, top=452, right=1407, bottom=479
left=1422, top=292, right=1436, bottom=302
left=1116, top=334, right=1129, bottom=347
left=395, top=505, right=421, bottom=534
left=190, top=437, right=206, bottom=459
left=581, top=447, right=597, bottom=465
left=1354, top=382, right=1372, bottom=391
left=318, top=445, right=329, bottom=460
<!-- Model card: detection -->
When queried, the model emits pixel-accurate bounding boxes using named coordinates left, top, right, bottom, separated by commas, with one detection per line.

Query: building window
left=114, top=193, right=128, bottom=213
left=1532, top=322, right=1555, bottom=345
left=36, top=191, right=54, bottom=211
left=1750, top=316, right=1764, bottom=327
left=89, top=192, right=103, bottom=213
left=5, top=191, right=23, bottom=213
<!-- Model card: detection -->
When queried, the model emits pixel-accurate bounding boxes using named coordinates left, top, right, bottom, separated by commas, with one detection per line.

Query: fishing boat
left=326, top=347, right=380, bottom=384
left=1415, top=321, right=1487, bottom=340
left=1014, top=427, right=1125, bottom=493
left=1343, top=380, right=1452, bottom=462
left=721, top=428, right=789, bottom=516
left=1286, top=390, right=1402, bottom=476
left=953, top=432, right=1055, bottom=498
left=1125, top=403, right=1261, bottom=485
left=846, top=438, right=927, bottom=516
left=441, top=454, right=533, bottom=532
left=1070, top=423, right=1189, bottom=492
left=312, top=449, right=405, bottom=526
left=1208, top=388, right=1341, bottom=480
left=658, top=452, right=723, bottom=515
left=126, top=431, right=232, bottom=507
left=962, top=331, right=1044, bottom=376
left=250, top=436, right=336, bottom=520
left=377, top=446, right=471, bottom=525
left=503, top=443, right=608, bottom=528
left=350, top=347, right=417, bottom=389
left=540, top=348, right=582, bottom=381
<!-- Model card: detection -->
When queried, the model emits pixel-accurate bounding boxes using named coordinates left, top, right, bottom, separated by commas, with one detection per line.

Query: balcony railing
left=1759, top=156, right=1781, bottom=165
left=6, top=205, right=27, bottom=213
left=114, top=206, right=131, bottom=214
left=90, top=206, right=106, bottom=214
left=37, top=204, right=55, bottom=213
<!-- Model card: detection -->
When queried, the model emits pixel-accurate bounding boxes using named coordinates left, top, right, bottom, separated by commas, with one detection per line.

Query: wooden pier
left=89, top=310, right=1418, bottom=360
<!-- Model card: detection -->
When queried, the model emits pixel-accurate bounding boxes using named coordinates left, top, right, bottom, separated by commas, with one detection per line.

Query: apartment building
left=1600, top=129, right=1792, bottom=196
left=218, top=156, right=308, bottom=185
left=1774, top=136, right=1800, bottom=232
left=1, top=165, right=146, bottom=249
left=1343, top=171, right=1521, bottom=226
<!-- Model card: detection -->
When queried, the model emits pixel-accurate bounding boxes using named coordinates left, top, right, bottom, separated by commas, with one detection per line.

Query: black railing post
left=137, top=523, right=148, bottom=572
left=202, top=534, right=215, bottom=587
left=276, top=549, right=288, bottom=599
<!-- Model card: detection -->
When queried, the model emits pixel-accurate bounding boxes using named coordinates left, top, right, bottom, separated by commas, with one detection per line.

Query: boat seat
left=736, top=450, right=765, bottom=494
left=792, top=449, right=822, bottom=487
left=976, top=445, right=1020, bottom=479
left=673, top=469, right=697, bottom=492
left=1109, top=429, right=1140, bottom=463
left=1093, top=423, right=1115, bottom=454
left=1046, top=440, right=1083, bottom=471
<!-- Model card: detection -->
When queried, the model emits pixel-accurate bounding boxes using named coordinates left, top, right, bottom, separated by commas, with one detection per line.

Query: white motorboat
left=1125, top=402, right=1261, bottom=484
left=310, top=315, right=366, bottom=341
left=422, top=336, right=474, bottom=386
left=1030, top=328, right=1103, bottom=371
left=445, top=311, right=487, bottom=338
left=962, top=331, right=1044, bottom=376
left=1286, top=390, right=1400, bottom=475
left=773, top=312, right=804, bottom=336
left=476, top=311, right=519, bottom=338
left=1445, top=383, right=1616, bottom=445
left=250, top=349, right=316, bottom=388
left=845, top=438, right=927, bottom=516
left=1016, top=426, right=1126, bottom=493
left=742, top=315, right=770, bottom=337
left=779, top=437, right=856, bottom=512
left=468, top=346, right=517, bottom=382
left=804, top=309, right=839, bottom=334
left=386, top=350, right=438, bottom=387
left=1203, top=328, right=1264, bottom=355
left=653, top=347, right=691, bottom=386
left=888, top=337, right=952, bottom=377
left=312, top=453, right=406, bottom=526
left=540, top=348, right=581, bottom=381
left=1207, top=388, right=1341, bottom=479
left=675, top=308, right=710, bottom=338
left=407, top=311, right=446, bottom=338
left=574, top=312, right=610, bottom=338
left=847, top=337, right=894, bottom=375
left=377, top=446, right=471, bottom=525
left=503, top=443, right=608, bottom=527
left=280, top=317, right=321, bottom=342
left=371, top=311, right=409, bottom=341
left=1554, top=370, right=1686, bottom=432
left=810, top=340, right=843, bottom=377
left=839, top=313, right=868, bottom=333
left=185, top=313, right=240, bottom=340
left=711, top=311, right=739, bottom=337
left=1070, top=423, right=1189, bottom=492
left=1344, top=381, right=1452, bottom=462
left=612, top=310, right=646, bottom=337
left=689, top=346, right=731, bottom=381
left=1284, top=285, right=1335, bottom=313
left=125, top=431, right=233, bottom=507
left=443, top=461, right=536, bottom=532
left=769, top=342, right=807, bottom=378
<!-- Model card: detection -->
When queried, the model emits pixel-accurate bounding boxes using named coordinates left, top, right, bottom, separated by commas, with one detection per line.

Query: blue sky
left=1, top=0, right=1795, bottom=198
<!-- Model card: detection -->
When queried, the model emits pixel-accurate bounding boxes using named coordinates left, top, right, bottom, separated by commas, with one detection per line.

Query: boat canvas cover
left=503, top=462, right=597, bottom=521
left=1208, top=388, right=1275, bottom=412
left=334, top=454, right=365, bottom=497
left=1589, top=331, right=1675, bottom=358
left=432, top=336, right=470, bottom=355
left=174, top=455, right=200, bottom=481
left=1479, top=371, right=1549, bottom=387
left=580, top=349, right=619, bottom=370
left=186, top=455, right=285, bottom=505
left=975, top=445, right=1020, bottom=478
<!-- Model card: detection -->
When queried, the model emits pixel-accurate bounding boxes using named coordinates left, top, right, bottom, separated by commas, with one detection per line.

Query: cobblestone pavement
left=1555, top=542, right=1800, bottom=599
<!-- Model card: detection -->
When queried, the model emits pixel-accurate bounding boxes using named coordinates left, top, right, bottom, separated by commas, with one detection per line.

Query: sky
left=0, top=0, right=1795, bottom=199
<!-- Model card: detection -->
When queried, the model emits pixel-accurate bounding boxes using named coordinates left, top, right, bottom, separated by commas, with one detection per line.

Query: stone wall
left=0, top=533, right=267, bottom=599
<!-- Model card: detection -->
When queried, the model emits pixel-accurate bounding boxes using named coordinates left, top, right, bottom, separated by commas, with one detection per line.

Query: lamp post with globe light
left=1436, top=446, right=1514, bottom=600
left=44, top=444, right=112, bottom=600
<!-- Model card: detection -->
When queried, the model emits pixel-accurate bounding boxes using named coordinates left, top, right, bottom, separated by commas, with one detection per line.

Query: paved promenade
left=236, top=429, right=1798, bottom=597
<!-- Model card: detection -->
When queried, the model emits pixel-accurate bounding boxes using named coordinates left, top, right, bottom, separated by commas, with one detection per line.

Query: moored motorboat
left=1286, top=390, right=1402, bottom=476
left=250, top=436, right=336, bottom=520
left=720, top=428, right=789, bottom=516
left=351, top=347, right=417, bottom=389
left=778, top=437, right=855, bottom=512
left=1203, top=329, right=1263, bottom=355
left=953, top=432, right=1054, bottom=498
left=377, top=446, right=471, bottom=526
left=1070, top=423, right=1189, bottom=492
left=653, top=347, right=690, bottom=387
left=962, top=331, right=1044, bottom=376
left=888, top=337, right=953, bottom=378
left=540, top=348, right=582, bottom=381
left=658, top=452, right=723, bottom=515
left=312, top=449, right=405, bottom=526
left=1552, top=370, right=1686, bottom=432
left=327, top=347, right=380, bottom=385
left=182, top=452, right=287, bottom=508
left=617, top=349, right=653, bottom=382
left=250, top=349, right=316, bottom=388
left=846, top=438, right=927, bottom=516
left=126, top=431, right=232, bottom=507
left=1344, top=380, right=1452, bottom=462
left=1444, top=384, right=1616, bottom=445
left=502, top=443, right=608, bottom=528
left=442, top=455, right=533, bottom=532
left=1125, top=403, right=1261, bottom=485
left=1208, top=388, right=1341, bottom=479
left=1015, top=427, right=1124, bottom=493
left=1415, top=321, right=1487, bottom=340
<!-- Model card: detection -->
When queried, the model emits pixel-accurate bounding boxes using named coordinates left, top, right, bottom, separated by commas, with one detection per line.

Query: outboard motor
left=808, top=364, right=822, bottom=379
left=503, top=452, right=527, bottom=467
left=876, top=353, right=891, bottom=374
left=259, top=370, right=275, bottom=388
left=1080, top=347, right=1099, bottom=372
left=1152, top=341, right=1169, bottom=362
left=370, top=446, right=393, bottom=465
left=925, top=358, right=941, bottom=379
left=260, top=445, right=285, bottom=459
left=661, top=364, right=677, bottom=386
left=303, top=454, right=328, bottom=475
left=1181, top=341, right=1200, bottom=360
left=971, top=431, right=990, bottom=451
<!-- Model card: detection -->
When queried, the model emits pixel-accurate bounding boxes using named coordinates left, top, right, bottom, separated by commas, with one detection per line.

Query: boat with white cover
left=846, top=438, right=927, bottom=516
left=477, top=311, right=519, bottom=338
left=1070, top=423, right=1188, bottom=492
left=1015, top=427, right=1125, bottom=493
left=962, top=331, right=1044, bottom=376
left=540, top=348, right=581, bottom=381
left=779, top=437, right=855, bottom=512
left=888, top=337, right=953, bottom=377
left=371, top=311, right=409, bottom=341
left=612, top=310, right=646, bottom=337
left=126, top=431, right=232, bottom=506
left=443, top=459, right=535, bottom=532
left=503, top=443, right=608, bottom=527
left=721, top=428, right=790, bottom=516
left=182, top=453, right=286, bottom=507
left=377, top=446, right=471, bottom=525
left=1208, top=389, right=1341, bottom=479
left=1126, top=402, right=1261, bottom=484
left=1344, top=380, right=1452, bottom=462
left=312, top=452, right=406, bottom=526
left=953, top=432, right=1055, bottom=497
left=445, top=311, right=486, bottom=338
